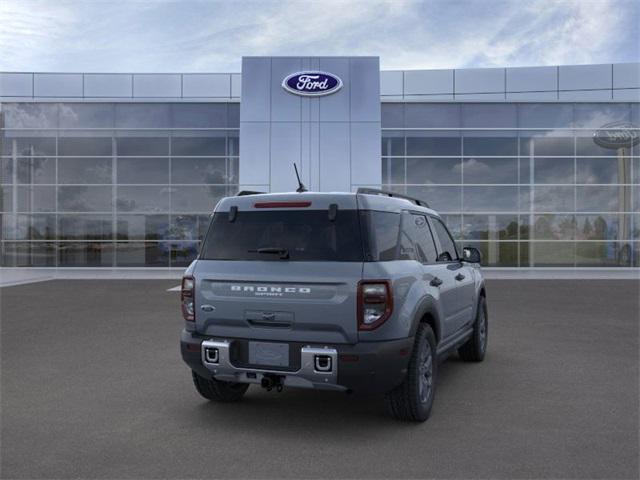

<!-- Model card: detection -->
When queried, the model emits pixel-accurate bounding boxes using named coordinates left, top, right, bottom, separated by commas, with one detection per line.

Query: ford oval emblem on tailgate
left=282, top=71, right=343, bottom=97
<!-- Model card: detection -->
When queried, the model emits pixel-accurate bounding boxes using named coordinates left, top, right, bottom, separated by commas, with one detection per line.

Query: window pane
left=576, top=136, right=623, bottom=157
left=381, top=134, right=404, bottom=156
left=58, top=214, right=112, bottom=240
left=517, top=104, right=573, bottom=129
left=171, top=186, right=228, bottom=212
left=462, top=104, right=517, bottom=128
left=171, top=104, right=228, bottom=128
left=58, top=158, right=112, bottom=184
left=17, top=186, right=56, bottom=212
left=171, top=136, right=226, bottom=156
left=576, top=214, right=632, bottom=241
left=58, top=186, right=111, bottom=212
left=406, top=134, right=461, bottom=156
left=575, top=242, right=632, bottom=267
left=114, top=104, right=171, bottom=128
left=116, top=136, right=168, bottom=156
left=405, top=186, right=462, bottom=212
left=59, top=104, right=114, bottom=128
left=533, top=186, right=575, bottom=212
left=573, top=104, right=630, bottom=128
left=381, top=103, right=404, bottom=128
left=2, top=104, right=58, bottom=128
left=533, top=158, right=574, bottom=184
left=17, top=157, right=56, bottom=184
left=533, top=214, right=576, bottom=240
left=462, top=214, right=519, bottom=240
left=576, top=158, right=629, bottom=184
left=116, top=157, right=169, bottom=184
left=171, top=158, right=228, bottom=184
left=404, top=104, right=461, bottom=128
left=58, top=137, right=112, bottom=156
left=116, top=214, right=169, bottom=240
left=463, top=241, right=518, bottom=267
left=576, top=185, right=628, bottom=212
left=58, top=242, right=114, bottom=267
left=382, top=158, right=405, bottom=184
left=1, top=186, right=12, bottom=211
left=462, top=158, right=518, bottom=184
left=1, top=242, right=56, bottom=266
left=406, top=158, right=461, bottom=184
left=116, top=186, right=170, bottom=213
left=2, top=214, right=56, bottom=240
left=520, top=135, right=574, bottom=156
left=1, top=158, right=12, bottom=184
left=115, top=242, right=169, bottom=267
left=463, top=137, right=518, bottom=156
left=169, top=241, right=200, bottom=267
left=531, top=242, right=575, bottom=266
left=1, top=136, right=56, bottom=156
left=463, top=186, right=519, bottom=212
left=169, top=214, right=210, bottom=241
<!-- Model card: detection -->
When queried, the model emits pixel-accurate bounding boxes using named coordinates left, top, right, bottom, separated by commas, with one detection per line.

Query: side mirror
left=462, top=247, right=482, bottom=264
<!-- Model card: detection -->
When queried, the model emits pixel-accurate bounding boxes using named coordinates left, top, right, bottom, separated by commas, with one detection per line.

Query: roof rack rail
left=237, top=190, right=266, bottom=196
left=356, top=187, right=429, bottom=208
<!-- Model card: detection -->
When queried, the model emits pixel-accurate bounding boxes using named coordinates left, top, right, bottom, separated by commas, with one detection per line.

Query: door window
left=431, top=218, right=459, bottom=261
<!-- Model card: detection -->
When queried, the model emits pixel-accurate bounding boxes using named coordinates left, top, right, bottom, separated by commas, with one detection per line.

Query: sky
left=0, top=0, right=638, bottom=73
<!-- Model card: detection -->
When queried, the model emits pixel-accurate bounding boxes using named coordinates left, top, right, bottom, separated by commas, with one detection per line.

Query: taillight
left=181, top=275, right=195, bottom=322
left=358, top=280, right=393, bottom=330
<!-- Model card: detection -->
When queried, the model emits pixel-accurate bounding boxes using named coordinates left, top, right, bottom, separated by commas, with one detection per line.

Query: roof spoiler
left=356, top=188, right=429, bottom=208
left=236, top=190, right=266, bottom=196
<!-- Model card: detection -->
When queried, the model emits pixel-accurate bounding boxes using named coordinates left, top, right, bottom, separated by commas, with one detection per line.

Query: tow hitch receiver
left=261, top=374, right=285, bottom=392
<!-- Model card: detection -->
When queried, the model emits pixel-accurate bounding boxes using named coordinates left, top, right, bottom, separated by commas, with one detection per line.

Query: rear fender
left=409, top=295, right=442, bottom=344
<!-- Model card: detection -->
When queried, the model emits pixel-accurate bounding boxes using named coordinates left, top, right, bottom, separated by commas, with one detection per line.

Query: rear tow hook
left=261, top=374, right=284, bottom=392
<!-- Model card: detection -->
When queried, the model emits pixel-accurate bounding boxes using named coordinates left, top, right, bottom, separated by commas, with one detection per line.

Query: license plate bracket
left=248, top=341, right=290, bottom=368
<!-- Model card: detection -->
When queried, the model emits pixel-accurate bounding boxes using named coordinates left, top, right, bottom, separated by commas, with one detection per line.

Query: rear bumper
left=180, top=330, right=413, bottom=394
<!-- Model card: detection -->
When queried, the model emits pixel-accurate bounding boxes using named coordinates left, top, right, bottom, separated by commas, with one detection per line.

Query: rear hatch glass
left=200, top=210, right=364, bottom=262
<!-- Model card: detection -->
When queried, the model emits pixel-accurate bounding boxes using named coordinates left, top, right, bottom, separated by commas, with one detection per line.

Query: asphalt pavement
left=1, top=279, right=638, bottom=479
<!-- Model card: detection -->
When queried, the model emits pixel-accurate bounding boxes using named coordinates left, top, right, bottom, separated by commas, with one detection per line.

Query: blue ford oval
left=282, top=71, right=343, bottom=96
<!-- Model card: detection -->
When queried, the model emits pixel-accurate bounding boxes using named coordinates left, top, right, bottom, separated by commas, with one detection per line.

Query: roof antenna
left=293, top=163, right=308, bottom=193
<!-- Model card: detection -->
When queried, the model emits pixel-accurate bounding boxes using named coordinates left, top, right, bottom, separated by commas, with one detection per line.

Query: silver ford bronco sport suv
left=180, top=188, right=487, bottom=422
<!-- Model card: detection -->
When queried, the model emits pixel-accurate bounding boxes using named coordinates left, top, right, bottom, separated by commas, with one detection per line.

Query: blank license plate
left=248, top=341, right=289, bottom=367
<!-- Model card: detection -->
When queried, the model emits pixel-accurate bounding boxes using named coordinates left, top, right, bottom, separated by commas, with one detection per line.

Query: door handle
left=429, top=277, right=443, bottom=287
left=455, top=273, right=465, bottom=281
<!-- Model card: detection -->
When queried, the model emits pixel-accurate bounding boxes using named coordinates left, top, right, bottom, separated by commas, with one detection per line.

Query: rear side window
left=200, top=210, right=363, bottom=262
left=360, top=211, right=401, bottom=261
left=431, top=217, right=458, bottom=261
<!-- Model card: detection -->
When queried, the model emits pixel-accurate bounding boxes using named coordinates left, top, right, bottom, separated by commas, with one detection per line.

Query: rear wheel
left=191, top=371, right=249, bottom=402
left=384, top=323, right=437, bottom=422
left=458, top=295, right=488, bottom=362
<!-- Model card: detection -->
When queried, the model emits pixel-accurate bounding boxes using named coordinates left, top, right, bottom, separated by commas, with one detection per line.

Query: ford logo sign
left=593, top=121, right=640, bottom=149
left=282, top=71, right=343, bottom=97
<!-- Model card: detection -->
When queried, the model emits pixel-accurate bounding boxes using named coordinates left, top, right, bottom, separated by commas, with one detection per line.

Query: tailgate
left=194, top=260, right=362, bottom=344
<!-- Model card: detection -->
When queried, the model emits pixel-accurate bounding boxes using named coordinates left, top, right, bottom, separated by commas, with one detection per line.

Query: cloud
left=0, top=0, right=637, bottom=72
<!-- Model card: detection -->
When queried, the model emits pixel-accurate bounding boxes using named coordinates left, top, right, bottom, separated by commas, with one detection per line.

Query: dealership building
left=0, top=57, right=638, bottom=270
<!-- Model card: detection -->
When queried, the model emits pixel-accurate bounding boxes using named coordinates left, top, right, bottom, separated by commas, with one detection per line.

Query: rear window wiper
left=248, top=247, right=290, bottom=260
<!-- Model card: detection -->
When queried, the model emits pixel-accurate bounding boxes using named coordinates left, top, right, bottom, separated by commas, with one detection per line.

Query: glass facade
left=382, top=102, right=639, bottom=267
left=0, top=103, right=239, bottom=267
left=1, top=100, right=638, bottom=268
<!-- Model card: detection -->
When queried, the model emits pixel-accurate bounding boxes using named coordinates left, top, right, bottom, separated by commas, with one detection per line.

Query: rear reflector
left=254, top=201, right=312, bottom=208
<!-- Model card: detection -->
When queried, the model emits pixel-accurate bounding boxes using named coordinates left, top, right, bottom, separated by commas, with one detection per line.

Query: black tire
left=191, top=371, right=249, bottom=402
left=384, top=323, right=437, bottom=422
left=458, top=295, right=488, bottom=362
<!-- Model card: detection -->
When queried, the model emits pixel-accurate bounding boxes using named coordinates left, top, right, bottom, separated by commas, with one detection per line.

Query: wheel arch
left=410, top=296, right=442, bottom=344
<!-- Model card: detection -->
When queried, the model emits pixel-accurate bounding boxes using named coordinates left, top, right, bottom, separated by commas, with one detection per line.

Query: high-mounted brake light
left=254, top=201, right=312, bottom=208
left=357, top=280, right=393, bottom=331
left=181, top=275, right=195, bottom=322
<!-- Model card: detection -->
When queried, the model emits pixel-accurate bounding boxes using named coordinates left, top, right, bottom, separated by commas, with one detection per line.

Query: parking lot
left=1, top=279, right=638, bottom=479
